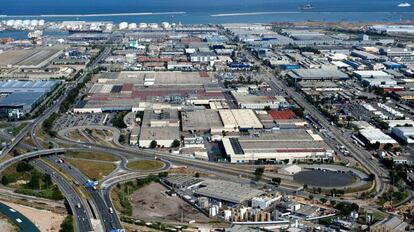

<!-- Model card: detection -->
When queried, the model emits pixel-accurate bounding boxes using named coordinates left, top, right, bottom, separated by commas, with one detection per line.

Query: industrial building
left=138, top=108, right=180, bottom=148
left=74, top=71, right=225, bottom=113
left=370, top=216, right=407, bottom=232
left=218, top=109, right=263, bottom=132
left=0, top=80, right=59, bottom=118
left=231, top=91, right=287, bottom=110
left=181, top=109, right=224, bottom=133
left=194, top=179, right=263, bottom=205
left=391, top=127, right=414, bottom=144
left=359, top=128, right=398, bottom=148
left=287, top=68, right=349, bottom=81
left=0, top=47, right=64, bottom=69
left=222, top=129, right=333, bottom=163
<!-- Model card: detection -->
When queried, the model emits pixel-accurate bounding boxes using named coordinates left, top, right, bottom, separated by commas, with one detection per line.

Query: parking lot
left=53, top=113, right=110, bottom=131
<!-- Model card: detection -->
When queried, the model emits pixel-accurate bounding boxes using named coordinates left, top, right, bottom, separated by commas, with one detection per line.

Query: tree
left=1, top=176, right=9, bottom=185
left=60, top=215, right=74, bottom=232
left=26, top=171, right=41, bottom=190
left=264, top=106, right=271, bottom=112
left=194, top=172, right=200, bottom=178
left=149, top=140, right=157, bottom=149
left=320, top=198, right=327, bottom=204
left=308, top=195, right=314, bottom=200
left=254, top=167, right=265, bottom=180
left=158, top=172, right=168, bottom=178
left=171, top=139, right=180, bottom=148
left=16, top=161, right=33, bottom=172
left=383, top=143, right=393, bottom=151
left=272, top=177, right=281, bottom=186
left=52, top=185, right=64, bottom=200
left=43, top=174, right=52, bottom=189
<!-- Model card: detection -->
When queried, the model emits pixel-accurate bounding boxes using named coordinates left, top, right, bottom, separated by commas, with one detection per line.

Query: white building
left=392, top=127, right=414, bottom=144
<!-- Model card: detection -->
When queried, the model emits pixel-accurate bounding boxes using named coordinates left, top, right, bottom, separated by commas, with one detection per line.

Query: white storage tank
left=30, top=19, right=39, bottom=27
left=161, top=22, right=170, bottom=29
left=128, top=23, right=137, bottom=30
left=139, top=23, right=148, bottom=29
left=119, top=22, right=128, bottom=30
left=148, top=23, right=159, bottom=29
left=6, top=20, right=15, bottom=27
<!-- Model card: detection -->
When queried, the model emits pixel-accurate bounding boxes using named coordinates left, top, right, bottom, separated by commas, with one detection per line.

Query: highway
left=31, top=160, right=94, bottom=232
left=45, top=155, right=123, bottom=231
left=239, top=46, right=389, bottom=198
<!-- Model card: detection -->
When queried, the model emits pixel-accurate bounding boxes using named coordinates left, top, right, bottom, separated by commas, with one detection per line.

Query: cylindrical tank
left=139, top=23, right=148, bottom=29
left=128, top=23, right=137, bottom=30
left=119, top=22, right=128, bottom=30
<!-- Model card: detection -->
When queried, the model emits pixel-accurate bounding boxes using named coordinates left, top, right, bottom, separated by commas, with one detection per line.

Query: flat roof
left=98, top=71, right=215, bottom=86
left=181, top=109, right=223, bottom=131
left=219, top=109, right=263, bottom=129
left=139, top=126, right=180, bottom=141
left=194, top=179, right=263, bottom=204
left=289, top=68, right=348, bottom=80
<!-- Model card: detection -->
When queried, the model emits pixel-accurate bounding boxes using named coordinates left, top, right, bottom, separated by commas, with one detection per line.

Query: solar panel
left=229, top=138, right=244, bottom=155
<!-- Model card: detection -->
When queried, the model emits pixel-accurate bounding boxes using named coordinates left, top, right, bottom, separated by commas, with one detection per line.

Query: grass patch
left=126, top=160, right=164, bottom=171
left=0, top=121, right=10, bottom=128
left=112, top=174, right=160, bottom=215
left=66, top=159, right=116, bottom=180
left=64, top=151, right=119, bottom=162
left=9, top=123, right=27, bottom=137
left=1, top=161, right=64, bottom=200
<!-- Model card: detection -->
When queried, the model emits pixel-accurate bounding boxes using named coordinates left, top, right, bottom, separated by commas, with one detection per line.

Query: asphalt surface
left=31, top=160, right=94, bottom=232
left=0, top=202, right=40, bottom=232
left=45, top=155, right=123, bottom=232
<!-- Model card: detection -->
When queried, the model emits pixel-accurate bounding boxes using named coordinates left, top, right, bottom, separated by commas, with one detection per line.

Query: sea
left=0, top=0, right=413, bottom=39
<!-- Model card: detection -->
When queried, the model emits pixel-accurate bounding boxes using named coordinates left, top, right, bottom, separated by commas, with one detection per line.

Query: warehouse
left=222, top=129, right=333, bottom=163
left=219, top=109, right=263, bottom=132
left=231, top=91, right=287, bottom=110
left=359, top=128, right=398, bottom=148
left=0, top=47, right=64, bottom=69
left=138, top=108, right=180, bottom=148
left=0, top=80, right=59, bottom=118
left=181, top=109, right=224, bottom=133
left=194, top=179, right=263, bottom=205
left=391, top=127, right=414, bottom=144
left=353, top=70, right=394, bottom=79
left=287, top=68, right=349, bottom=81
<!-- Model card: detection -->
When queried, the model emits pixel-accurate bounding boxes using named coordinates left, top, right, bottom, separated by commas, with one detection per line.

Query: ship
left=398, top=2, right=411, bottom=7
left=300, top=3, right=314, bottom=10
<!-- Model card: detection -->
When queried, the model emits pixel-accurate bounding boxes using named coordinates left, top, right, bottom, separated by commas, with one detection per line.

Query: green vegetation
left=10, top=123, right=27, bottom=137
left=171, top=139, right=180, bottom=148
left=60, top=215, right=74, bottom=232
left=126, top=160, right=164, bottom=171
left=66, top=159, right=116, bottom=180
left=271, top=177, right=281, bottom=186
left=254, top=167, right=265, bottom=181
left=111, top=111, right=128, bottom=129
left=1, top=161, right=64, bottom=200
left=60, top=71, right=92, bottom=113
left=149, top=140, right=157, bottom=148
left=113, top=174, right=160, bottom=215
left=42, top=112, right=59, bottom=137
left=335, top=202, right=359, bottom=216
left=64, top=151, right=119, bottom=162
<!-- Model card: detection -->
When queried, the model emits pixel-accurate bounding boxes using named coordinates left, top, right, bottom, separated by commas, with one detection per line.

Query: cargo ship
left=398, top=2, right=411, bottom=7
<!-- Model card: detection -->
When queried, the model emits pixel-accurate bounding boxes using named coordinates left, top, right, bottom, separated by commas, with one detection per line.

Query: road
left=45, top=155, right=123, bottom=231
left=32, top=160, right=94, bottom=232
left=240, top=47, right=389, bottom=199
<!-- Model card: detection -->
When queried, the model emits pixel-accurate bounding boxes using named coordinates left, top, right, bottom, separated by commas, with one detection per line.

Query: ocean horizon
left=0, top=0, right=413, bottom=23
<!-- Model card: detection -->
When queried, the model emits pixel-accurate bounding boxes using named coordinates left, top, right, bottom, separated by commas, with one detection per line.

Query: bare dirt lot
left=130, top=183, right=209, bottom=224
